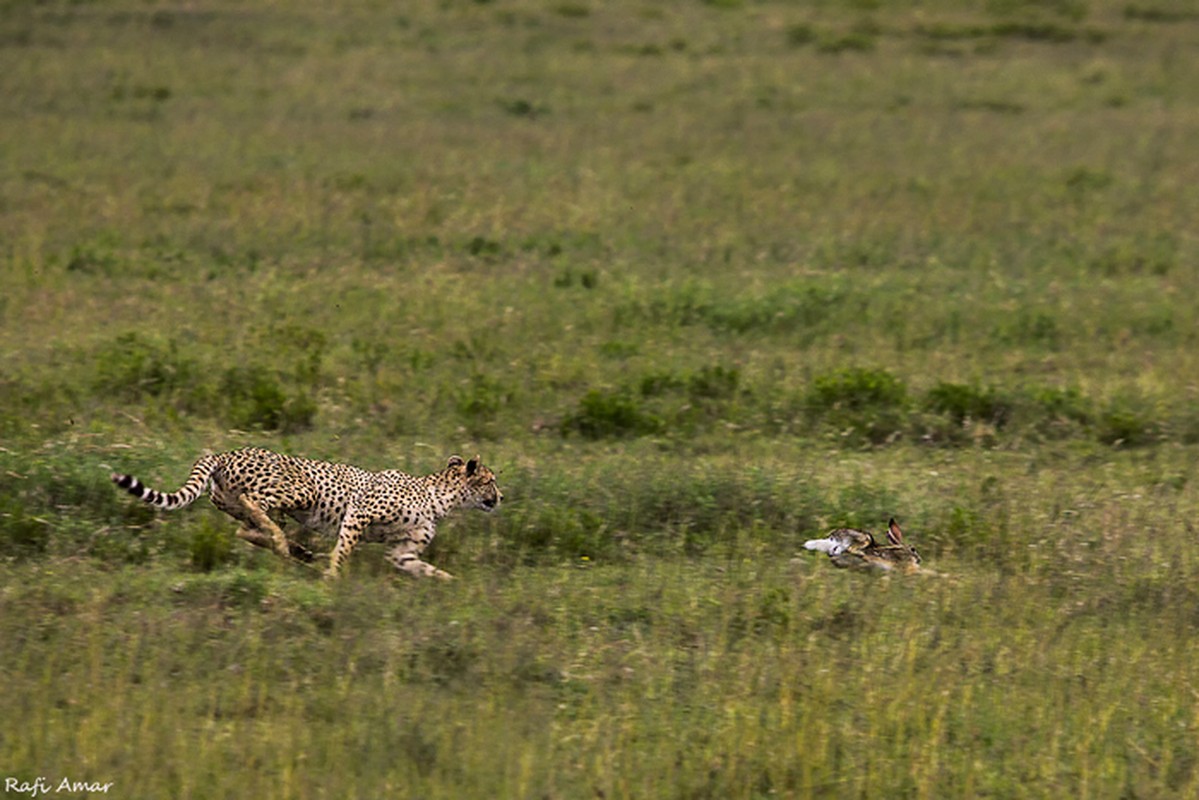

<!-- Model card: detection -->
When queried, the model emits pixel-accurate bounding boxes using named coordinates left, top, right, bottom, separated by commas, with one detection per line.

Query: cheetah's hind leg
left=234, top=494, right=314, bottom=563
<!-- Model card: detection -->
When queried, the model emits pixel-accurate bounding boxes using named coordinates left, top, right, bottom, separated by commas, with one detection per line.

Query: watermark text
left=5, top=777, right=114, bottom=797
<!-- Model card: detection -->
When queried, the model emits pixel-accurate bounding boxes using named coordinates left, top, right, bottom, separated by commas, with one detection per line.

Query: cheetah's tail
left=111, top=454, right=221, bottom=510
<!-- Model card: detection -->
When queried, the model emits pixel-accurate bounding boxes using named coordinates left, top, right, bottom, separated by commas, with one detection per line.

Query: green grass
left=5, top=526, right=1199, bottom=797
left=3, top=0, right=1199, bottom=796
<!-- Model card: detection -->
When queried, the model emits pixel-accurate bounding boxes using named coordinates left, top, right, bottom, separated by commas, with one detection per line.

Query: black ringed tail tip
left=113, top=473, right=140, bottom=492
left=112, top=473, right=163, bottom=504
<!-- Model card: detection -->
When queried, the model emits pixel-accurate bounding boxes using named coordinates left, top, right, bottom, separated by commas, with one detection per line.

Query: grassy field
left=3, top=0, right=1199, bottom=796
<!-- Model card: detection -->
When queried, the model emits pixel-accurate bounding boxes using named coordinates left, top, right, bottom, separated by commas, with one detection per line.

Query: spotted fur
left=111, top=447, right=501, bottom=579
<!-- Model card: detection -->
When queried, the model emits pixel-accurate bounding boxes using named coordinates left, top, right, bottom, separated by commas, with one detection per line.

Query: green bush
left=220, top=367, right=316, bottom=433
left=553, top=267, right=599, bottom=289
left=817, top=31, right=877, bottom=54
left=561, top=390, right=663, bottom=439
left=455, top=374, right=515, bottom=425
left=219, top=570, right=270, bottom=608
left=0, top=495, right=51, bottom=558
left=486, top=459, right=824, bottom=563
left=939, top=503, right=1018, bottom=569
left=638, top=371, right=686, bottom=398
left=1123, top=4, right=1199, bottom=22
left=785, top=23, right=818, bottom=47
left=615, top=280, right=848, bottom=339
left=1000, top=310, right=1062, bottom=349
left=924, top=382, right=1012, bottom=428
left=639, top=364, right=738, bottom=397
left=705, top=284, right=847, bottom=336
left=64, top=242, right=120, bottom=275
left=686, top=365, right=740, bottom=400
left=807, top=367, right=907, bottom=413
left=1095, top=398, right=1158, bottom=447
left=190, top=517, right=237, bottom=572
left=804, top=367, right=909, bottom=445
left=93, top=332, right=197, bottom=401
left=1022, top=386, right=1092, bottom=440
left=0, top=453, right=160, bottom=561
left=824, top=482, right=902, bottom=531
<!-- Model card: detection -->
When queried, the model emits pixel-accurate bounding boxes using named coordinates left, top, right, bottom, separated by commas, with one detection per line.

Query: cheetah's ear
left=447, top=455, right=465, bottom=469
left=465, top=455, right=481, bottom=477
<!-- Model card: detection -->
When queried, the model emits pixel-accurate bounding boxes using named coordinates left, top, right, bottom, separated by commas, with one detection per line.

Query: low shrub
left=484, top=458, right=824, bottom=564
left=1095, top=398, right=1158, bottom=447
left=686, top=365, right=740, bottom=400
left=220, top=367, right=316, bottom=433
left=561, top=390, right=663, bottom=439
left=923, top=382, right=1012, bottom=428
left=824, top=481, right=902, bottom=531
left=804, top=367, right=909, bottom=445
left=0, top=495, right=51, bottom=558
left=93, top=332, right=198, bottom=401
left=1021, top=386, right=1092, bottom=440
left=455, top=373, right=516, bottom=422
left=190, top=516, right=237, bottom=572
left=0, top=452, right=161, bottom=562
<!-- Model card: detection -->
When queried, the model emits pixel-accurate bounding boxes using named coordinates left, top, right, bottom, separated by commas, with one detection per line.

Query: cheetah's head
left=446, top=454, right=502, bottom=512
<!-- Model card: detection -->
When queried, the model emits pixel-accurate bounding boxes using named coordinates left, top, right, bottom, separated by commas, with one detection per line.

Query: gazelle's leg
left=237, top=493, right=291, bottom=558
left=234, top=524, right=314, bottom=562
left=235, top=525, right=277, bottom=551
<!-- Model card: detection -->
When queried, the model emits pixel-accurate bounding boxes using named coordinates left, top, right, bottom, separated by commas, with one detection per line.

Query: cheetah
left=111, top=447, right=502, bottom=579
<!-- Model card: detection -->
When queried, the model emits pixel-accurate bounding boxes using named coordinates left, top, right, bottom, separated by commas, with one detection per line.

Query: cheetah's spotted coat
left=111, top=447, right=501, bottom=579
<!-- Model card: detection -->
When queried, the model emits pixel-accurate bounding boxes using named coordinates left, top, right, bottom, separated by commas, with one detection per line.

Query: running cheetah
left=111, top=447, right=501, bottom=579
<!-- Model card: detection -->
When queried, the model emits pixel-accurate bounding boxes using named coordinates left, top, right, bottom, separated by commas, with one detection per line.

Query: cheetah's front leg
left=326, top=517, right=452, bottom=581
left=386, top=545, right=454, bottom=580
left=326, top=510, right=366, bottom=579
left=385, top=524, right=453, bottom=581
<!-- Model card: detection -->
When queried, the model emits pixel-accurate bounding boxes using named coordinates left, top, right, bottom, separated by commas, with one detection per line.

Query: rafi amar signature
left=4, top=777, right=114, bottom=797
